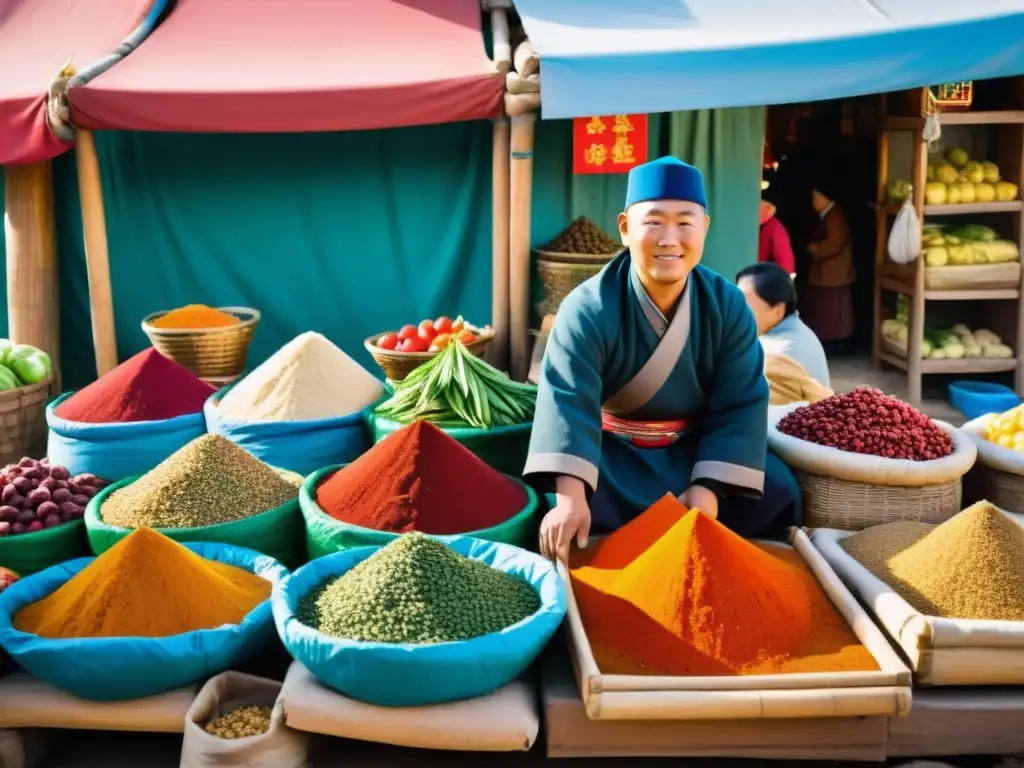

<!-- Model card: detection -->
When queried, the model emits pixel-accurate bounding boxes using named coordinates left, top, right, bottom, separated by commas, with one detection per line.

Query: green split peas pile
left=299, top=533, right=540, bottom=644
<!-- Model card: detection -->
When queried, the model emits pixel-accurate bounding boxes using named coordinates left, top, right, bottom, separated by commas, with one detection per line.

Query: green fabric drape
left=533, top=107, right=766, bottom=283
left=3, top=106, right=762, bottom=390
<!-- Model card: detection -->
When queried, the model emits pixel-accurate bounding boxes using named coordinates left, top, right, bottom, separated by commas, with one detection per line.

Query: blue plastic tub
left=948, top=381, right=1022, bottom=421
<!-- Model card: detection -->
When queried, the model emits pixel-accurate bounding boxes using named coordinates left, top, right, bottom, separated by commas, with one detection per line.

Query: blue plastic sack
left=46, top=393, right=206, bottom=483
left=0, top=542, right=288, bottom=702
left=205, top=389, right=371, bottom=476
left=273, top=536, right=566, bottom=707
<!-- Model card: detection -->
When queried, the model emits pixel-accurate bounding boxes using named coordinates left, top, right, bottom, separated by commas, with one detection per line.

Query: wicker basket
left=0, top=378, right=52, bottom=465
left=798, top=472, right=963, bottom=531
left=534, top=249, right=618, bottom=317
left=141, top=307, right=260, bottom=380
left=364, top=330, right=495, bottom=382
left=966, top=464, right=1024, bottom=512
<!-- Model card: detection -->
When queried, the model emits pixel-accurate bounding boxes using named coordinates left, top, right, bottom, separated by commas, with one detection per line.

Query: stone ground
left=25, top=356, right=993, bottom=766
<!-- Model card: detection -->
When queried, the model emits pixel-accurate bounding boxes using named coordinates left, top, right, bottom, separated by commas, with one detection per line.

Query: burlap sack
left=180, top=672, right=308, bottom=768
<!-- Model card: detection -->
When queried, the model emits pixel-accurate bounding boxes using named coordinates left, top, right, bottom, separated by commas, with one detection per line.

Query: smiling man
left=525, top=156, right=801, bottom=561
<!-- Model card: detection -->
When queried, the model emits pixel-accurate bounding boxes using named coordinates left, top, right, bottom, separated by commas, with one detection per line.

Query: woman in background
left=758, top=196, right=795, bottom=276
left=737, top=262, right=831, bottom=389
left=803, top=185, right=855, bottom=355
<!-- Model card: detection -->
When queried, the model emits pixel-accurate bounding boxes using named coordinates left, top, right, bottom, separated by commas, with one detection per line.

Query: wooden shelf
left=871, top=83, right=1024, bottom=406
left=884, top=111, right=1024, bottom=131
left=879, top=345, right=1018, bottom=375
left=923, top=201, right=1023, bottom=216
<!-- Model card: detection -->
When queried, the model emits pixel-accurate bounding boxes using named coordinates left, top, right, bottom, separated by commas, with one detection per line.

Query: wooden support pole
left=491, top=116, right=511, bottom=371
left=906, top=129, right=928, bottom=406
left=4, top=161, right=61, bottom=388
left=509, top=112, right=536, bottom=382
left=75, top=130, right=119, bottom=376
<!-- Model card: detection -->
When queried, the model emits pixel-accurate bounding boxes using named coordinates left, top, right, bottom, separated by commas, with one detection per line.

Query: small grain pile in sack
left=206, top=332, right=381, bottom=474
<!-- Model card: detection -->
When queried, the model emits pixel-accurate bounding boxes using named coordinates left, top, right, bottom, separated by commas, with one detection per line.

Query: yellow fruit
left=974, top=182, right=996, bottom=202
left=935, top=164, right=959, bottom=183
left=956, top=182, right=976, bottom=204
left=946, top=184, right=962, bottom=205
left=996, top=181, right=1019, bottom=202
left=924, top=246, right=949, bottom=266
left=925, top=182, right=948, bottom=205
left=982, top=161, right=1000, bottom=183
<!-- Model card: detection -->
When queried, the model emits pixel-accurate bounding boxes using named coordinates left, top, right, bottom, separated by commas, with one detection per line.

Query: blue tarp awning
left=514, top=0, right=1024, bottom=119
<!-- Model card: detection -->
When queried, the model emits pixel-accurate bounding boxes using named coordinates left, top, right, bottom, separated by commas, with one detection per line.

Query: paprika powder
left=54, top=349, right=216, bottom=424
left=570, top=494, right=877, bottom=676
left=150, top=304, right=240, bottom=329
left=316, top=421, right=527, bottom=535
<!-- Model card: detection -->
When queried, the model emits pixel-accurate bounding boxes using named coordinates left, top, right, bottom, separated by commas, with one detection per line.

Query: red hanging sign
left=572, top=114, right=649, bottom=175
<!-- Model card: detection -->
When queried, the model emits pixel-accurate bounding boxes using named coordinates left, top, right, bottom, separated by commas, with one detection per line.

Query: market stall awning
left=514, top=0, right=1024, bottom=119
left=69, top=0, right=503, bottom=133
left=0, top=0, right=151, bottom=165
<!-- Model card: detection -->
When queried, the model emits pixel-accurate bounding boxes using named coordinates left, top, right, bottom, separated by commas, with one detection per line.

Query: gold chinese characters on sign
left=573, top=114, right=649, bottom=174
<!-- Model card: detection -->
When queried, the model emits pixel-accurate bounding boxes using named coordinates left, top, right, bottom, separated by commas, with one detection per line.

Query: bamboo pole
left=509, top=112, right=536, bottom=382
left=4, top=161, right=61, bottom=389
left=74, top=130, right=119, bottom=376
left=491, top=116, right=511, bottom=370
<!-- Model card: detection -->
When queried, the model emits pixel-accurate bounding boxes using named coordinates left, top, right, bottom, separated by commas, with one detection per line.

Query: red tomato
left=434, top=316, right=453, bottom=334
left=397, top=324, right=418, bottom=342
left=376, top=333, right=399, bottom=351
left=418, top=319, right=437, bottom=342
left=457, top=330, right=477, bottom=345
left=433, top=333, right=452, bottom=351
left=403, top=336, right=429, bottom=353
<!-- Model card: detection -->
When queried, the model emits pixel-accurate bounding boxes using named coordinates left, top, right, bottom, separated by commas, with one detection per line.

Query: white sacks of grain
left=205, top=332, right=384, bottom=475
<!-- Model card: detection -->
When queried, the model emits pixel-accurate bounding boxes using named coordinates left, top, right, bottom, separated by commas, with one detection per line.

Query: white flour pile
left=218, top=332, right=383, bottom=422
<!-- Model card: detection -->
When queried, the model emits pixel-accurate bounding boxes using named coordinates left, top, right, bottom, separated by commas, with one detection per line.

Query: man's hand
left=539, top=476, right=592, bottom=562
left=679, top=484, right=719, bottom=520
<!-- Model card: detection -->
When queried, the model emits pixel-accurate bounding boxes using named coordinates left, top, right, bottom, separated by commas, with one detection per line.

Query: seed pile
left=219, top=331, right=383, bottom=422
left=101, top=435, right=299, bottom=529
left=543, top=216, right=619, bottom=255
left=205, top=706, right=272, bottom=739
left=13, top=528, right=270, bottom=638
left=777, top=387, right=953, bottom=461
left=299, top=533, right=540, bottom=644
left=841, top=501, right=1024, bottom=620
left=151, top=304, right=241, bottom=330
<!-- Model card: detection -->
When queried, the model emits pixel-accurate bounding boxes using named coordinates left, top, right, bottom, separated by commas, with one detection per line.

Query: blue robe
left=524, top=251, right=801, bottom=539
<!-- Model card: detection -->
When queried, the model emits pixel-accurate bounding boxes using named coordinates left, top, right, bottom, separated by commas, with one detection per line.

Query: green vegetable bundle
left=0, top=340, right=52, bottom=389
left=374, top=340, right=536, bottom=429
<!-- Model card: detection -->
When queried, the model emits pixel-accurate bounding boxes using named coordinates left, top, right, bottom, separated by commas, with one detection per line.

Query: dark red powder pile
left=316, top=420, right=528, bottom=534
left=54, top=348, right=216, bottom=424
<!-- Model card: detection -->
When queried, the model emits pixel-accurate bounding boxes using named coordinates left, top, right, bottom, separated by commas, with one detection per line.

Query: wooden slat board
left=887, top=687, right=1024, bottom=757
left=541, top=648, right=888, bottom=761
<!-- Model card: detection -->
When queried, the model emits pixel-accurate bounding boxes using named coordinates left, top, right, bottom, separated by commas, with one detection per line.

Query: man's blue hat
left=624, top=156, right=707, bottom=210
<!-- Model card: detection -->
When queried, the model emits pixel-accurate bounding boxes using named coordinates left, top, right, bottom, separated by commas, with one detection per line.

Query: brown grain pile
left=840, top=501, right=1024, bottom=621
left=543, top=217, right=619, bottom=255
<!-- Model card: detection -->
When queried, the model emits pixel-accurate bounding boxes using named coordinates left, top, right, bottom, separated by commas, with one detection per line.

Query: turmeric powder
left=570, top=494, right=877, bottom=676
left=151, top=304, right=240, bottom=329
left=14, top=529, right=270, bottom=639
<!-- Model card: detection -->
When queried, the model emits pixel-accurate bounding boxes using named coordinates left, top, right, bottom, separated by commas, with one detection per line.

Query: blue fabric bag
left=204, top=389, right=371, bottom=476
left=46, top=393, right=206, bottom=482
left=273, top=536, right=566, bottom=707
left=0, top=542, right=288, bottom=702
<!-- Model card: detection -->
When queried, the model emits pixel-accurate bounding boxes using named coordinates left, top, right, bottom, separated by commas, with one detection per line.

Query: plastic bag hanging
left=888, top=198, right=921, bottom=265
left=923, top=90, right=942, bottom=147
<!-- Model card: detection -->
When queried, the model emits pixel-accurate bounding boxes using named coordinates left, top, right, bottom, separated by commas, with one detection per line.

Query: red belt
left=601, top=412, right=689, bottom=448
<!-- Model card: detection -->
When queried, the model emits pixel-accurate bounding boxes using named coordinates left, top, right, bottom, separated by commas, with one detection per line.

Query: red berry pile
left=0, top=457, right=109, bottom=538
left=777, top=388, right=953, bottom=461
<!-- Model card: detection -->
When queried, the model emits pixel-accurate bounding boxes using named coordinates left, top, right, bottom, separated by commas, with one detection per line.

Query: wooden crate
left=542, top=647, right=888, bottom=761
left=559, top=528, right=912, bottom=721
left=925, top=262, right=1022, bottom=291
left=887, top=687, right=1024, bottom=757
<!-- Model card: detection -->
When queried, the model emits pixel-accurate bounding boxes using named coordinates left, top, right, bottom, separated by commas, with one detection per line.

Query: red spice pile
left=54, top=349, right=216, bottom=424
left=777, top=387, right=953, bottom=461
left=316, top=421, right=528, bottom=534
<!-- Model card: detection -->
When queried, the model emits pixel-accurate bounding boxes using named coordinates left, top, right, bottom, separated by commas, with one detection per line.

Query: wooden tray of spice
left=811, top=503, right=1024, bottom=687
left=558, top=520, right=911, bottom=721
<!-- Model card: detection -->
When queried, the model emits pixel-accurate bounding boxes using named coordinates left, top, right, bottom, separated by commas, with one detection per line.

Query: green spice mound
left=101, top=434, right=299, bottom=529
left=841, top=501, right=1024, bottom=621
left=300, top=533, right=541, bottom=644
